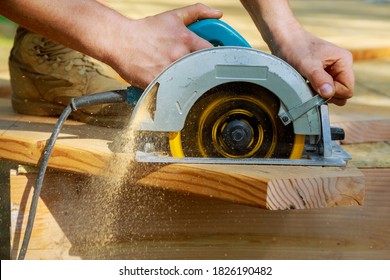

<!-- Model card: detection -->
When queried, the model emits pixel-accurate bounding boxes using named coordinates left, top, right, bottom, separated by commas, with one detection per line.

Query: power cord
left=17, top=88, right=142, bottom=260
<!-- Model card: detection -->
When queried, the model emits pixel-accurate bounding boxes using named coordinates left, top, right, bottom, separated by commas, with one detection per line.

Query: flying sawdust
left=74, top=117, right=170, bottom=259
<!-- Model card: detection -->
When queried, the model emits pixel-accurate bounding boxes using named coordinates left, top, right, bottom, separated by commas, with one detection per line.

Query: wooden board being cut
left=8, top=168, right=388, bottom=260
left=0, top=98, right=365, bottom=210
left=138, top=164, right=364, bottom=210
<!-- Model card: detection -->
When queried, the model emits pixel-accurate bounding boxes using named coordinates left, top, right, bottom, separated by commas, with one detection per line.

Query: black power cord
left=17, top=89, right=132, bottom=260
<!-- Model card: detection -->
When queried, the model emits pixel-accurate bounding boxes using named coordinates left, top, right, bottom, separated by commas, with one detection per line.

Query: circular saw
left=127, top=19, right=350, bottom=166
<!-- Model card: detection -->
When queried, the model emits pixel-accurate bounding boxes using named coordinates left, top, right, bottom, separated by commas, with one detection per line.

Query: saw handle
left=188, top=19, right=251, bottom=47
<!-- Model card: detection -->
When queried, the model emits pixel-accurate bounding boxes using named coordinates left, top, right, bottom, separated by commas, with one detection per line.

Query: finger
left=334, top=79, right=354, bottom=100
left=327, top=63, right=355, bottom=100
left=175, top=3, right=223, bottom=26
left=304, top=64, right=335, bottom=99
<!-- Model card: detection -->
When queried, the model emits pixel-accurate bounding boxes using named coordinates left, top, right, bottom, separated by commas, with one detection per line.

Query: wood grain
left=137, top=164, right=364, bottom=210
left=343, top=141, right=390, bottom=168
left=0, top=98, right=365, bottom=210
left=9, top=168, right=388, bottom=260
left=0, top=98, right=128, bottom=175
left=332, top=119, right=390, bottom=144
left=351, top=47, right=390, bottom=62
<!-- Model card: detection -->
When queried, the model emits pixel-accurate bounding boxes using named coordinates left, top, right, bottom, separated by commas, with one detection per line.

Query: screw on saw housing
left=278, top=95, right=330, bottom=126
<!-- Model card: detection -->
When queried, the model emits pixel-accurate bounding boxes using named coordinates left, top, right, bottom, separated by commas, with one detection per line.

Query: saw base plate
left=136, top=141, right=350, bottom=167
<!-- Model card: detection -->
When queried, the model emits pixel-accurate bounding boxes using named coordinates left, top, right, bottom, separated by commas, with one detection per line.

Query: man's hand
left=240, top=0, right=354, bottom=106
left=110, top=4, right=222, bottom=88
left=274, top=28, right=354, bottom=106
left=1, top=1, right=221, bottom=88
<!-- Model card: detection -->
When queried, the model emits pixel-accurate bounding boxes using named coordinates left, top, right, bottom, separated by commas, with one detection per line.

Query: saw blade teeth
left=170, top=82, right=303, bottom=160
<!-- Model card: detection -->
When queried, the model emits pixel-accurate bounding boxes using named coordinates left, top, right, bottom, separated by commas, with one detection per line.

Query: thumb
left=305, top=67, right=335, bottom=99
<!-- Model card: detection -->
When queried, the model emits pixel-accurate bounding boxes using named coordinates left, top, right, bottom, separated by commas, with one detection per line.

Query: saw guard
left=128, top=47, right=321, bottom=136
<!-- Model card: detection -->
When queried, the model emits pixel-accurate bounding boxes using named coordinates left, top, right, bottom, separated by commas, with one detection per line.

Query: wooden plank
left=351, top=47, right=390, bottom=62
left=137, top=164, right=364, bottom=210
left=332, top=118, right=390, bottom=144
left=0, top=98, right=365, bottom=210
left=343, top=141, right=390, bottom=168
left=0, top=79, right=11, bottom=98
left=329, top=57, right=390, bottom=144
left=9, top=167, right=388, bottom=260
left=0, top=98, right=128, bottom=175
left=2, top=97, right=388, bottom=171
left=10, top=169, right=81, bottom=260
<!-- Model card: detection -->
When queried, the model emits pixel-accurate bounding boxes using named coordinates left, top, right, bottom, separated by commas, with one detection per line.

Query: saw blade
left=169, top=82, right=304, bottom=159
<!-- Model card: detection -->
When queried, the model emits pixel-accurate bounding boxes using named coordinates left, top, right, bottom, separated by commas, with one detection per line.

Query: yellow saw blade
left=169, top=82, right=305, bottom=160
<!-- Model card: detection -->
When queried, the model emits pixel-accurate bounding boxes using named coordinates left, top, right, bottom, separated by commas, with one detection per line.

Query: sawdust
left=75, top=122, right=168, bottom=259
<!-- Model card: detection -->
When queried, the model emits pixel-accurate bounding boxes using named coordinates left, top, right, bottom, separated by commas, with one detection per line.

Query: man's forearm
left=1, top=1, right=223, bottom=87
left=1, top=0, right=128, bottom=65
left=240, top=0, right=301, bottom=53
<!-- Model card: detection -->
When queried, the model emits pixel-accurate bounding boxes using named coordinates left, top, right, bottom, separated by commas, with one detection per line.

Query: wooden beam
left=350, top=47, right=390, bottom=62
left=137, top=164, right=364, bottom=210
left=343, top=141, right=390, bottom=168
left=0, top=79, right=11, bottom=98
left=332, top=119, right=390, bottom=144
left=0, top=98, right=127, bottom=175
left=0, top=98, right=365, bottom=210
left=329, top=56, right=390, bottom=144
left=8, top=167, right=388, bottom=260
